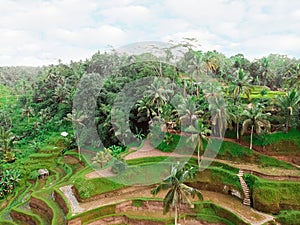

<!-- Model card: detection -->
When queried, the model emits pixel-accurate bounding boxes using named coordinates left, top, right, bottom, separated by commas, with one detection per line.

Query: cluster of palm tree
left=1, top=43, right=299, bottom=170
left=0, top=169, right=20, bottom=199
left=0, top=126, right=16, bottom=163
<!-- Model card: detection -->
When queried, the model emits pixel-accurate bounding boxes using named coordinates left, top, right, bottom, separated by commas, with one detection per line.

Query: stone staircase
left=237, top=170, right=251, bottom=206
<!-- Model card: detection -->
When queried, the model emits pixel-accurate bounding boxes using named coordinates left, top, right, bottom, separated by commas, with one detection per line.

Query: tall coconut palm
left=286, top=63, right=300, bottom=89
left=151, top=162, right=203, bottom=225
left=203, top=51, right=219, bottom=75
left=144, top=77, right=174, bottom=117
left=178, top=95, right=202, bottom=127
left=65, top=111, right=87, bottom=160
left=185, top=120, right=211, bottom=170
left=260, top=57, right=270, bottom=86
left=277, top=89, right=300, bottom=133
left=0, top=126, right=15, bottom=155
left=0, top=126, right=16, bottom=162
left=232, top=68, right=253, bottom=104
left=208, top=95, right=229, bottom=137
left=228, top=103, right=245, bottom=141
left=136, top=96, right=155, bottom=121
left=21, top=105, right=35, bottom=123
left=242, top=104, right=271, bottom=149
left=111, top=108, right=132, bottom=146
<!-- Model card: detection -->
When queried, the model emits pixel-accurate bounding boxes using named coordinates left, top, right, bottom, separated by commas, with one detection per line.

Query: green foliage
left=2, top=44, right=300, bottom=225
left=149, top=125, right=165, bottom=147
left=249, top=86, right=285, bottom=99
left=109, top=145, right=124, bottom=157
left=71, top=204, right=116, bottom=224
left=0, top=220, right=17, bottom=225
left=151, top=162, right=203, bottom=225
left=11, top=208, right=45, bottom=225
left=156, top=133, right=180, bottom=152
left=132, top=199, right=143, bottom=207
left=191, top=167, right=241, bottom=191
left=245, top=174, right=300, bottom=214
left=276, top=210, right=300, bottom=225
left=126, top=156, right=168, bottom=165
left=73, top=177, right=125, bottom=200
left=0, top=168, right=21, bottom=199
left=194, top=201, right=249, bottom=225
left=216, top=140, right=294, bottom=168
left=111, top=158, right=127, bottom=174
left=253, top=129, right=300, bottom=148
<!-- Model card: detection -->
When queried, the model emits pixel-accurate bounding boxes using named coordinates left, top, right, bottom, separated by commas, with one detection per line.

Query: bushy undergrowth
left=190, top=167, right=242, bottom=192
left=216, top=140, right=294, bottom=169
left=194, top=201, right=249, bottom=225
left=276, top=210, right=300, bottom=225
left=252, top=129, right=300, bottom=148
left=74, top=177, right=125, bottom=200
left=244, top=174, right=300, bottom=214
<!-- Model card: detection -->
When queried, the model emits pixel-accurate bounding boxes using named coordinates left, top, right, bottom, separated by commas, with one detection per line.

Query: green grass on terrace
left=253, top=128, right=300, bottom=147
left=245, top=85, right=285, bottom=99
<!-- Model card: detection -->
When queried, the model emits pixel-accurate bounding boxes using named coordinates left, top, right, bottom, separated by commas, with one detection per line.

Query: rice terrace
left=0, top=40, right=300, bottom=225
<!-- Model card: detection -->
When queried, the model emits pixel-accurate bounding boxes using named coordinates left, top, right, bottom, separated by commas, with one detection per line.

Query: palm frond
left=163, top=188, right=176, bottom=214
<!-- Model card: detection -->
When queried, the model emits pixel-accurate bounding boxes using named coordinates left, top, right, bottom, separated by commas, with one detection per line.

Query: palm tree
left=228, top=103, right=245, bottom=141
left=92, top=148, right=112, bottom=168
left=242, top=104, right=271, bottom=149
left=53, top=83, right=70, bottom=104
left=0, top=127, right=16, bottom=162
left=136, top=96, right=155, bottom=121
left=286, top=63, right=300, bottom=89
left=178, top=95, right=202, bottom=127
left=260, top=57, right=270, bottom=86
left=208, top=95, right=229, bottom=137
left=144, top=77, right=174, bottom=117
left=21, top=105, right=35, bottom=123
left=185, top=120, right=211, bottom=170
left=65, top=111, right=87, bottom=160
left=151, top=162, right=203, bottom=225
left=232, top=68, right=253, bottom=104
left=0, top=126, right=15, bottom=155
left=0, top=110, right=12, bottom=129
left=277, top=89, right=300, bottom=133
left=111, top=108, right=132, bottom=146
left=203, top=51, right=219, bottom=75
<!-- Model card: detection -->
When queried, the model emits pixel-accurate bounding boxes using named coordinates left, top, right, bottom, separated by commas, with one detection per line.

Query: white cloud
left=0, top=0, right=300, bottom=66
left=101, top=5, right=151, bottom=25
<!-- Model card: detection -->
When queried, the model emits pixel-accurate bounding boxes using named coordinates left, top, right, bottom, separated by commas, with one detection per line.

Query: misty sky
left=1, top=0, right=300, bottom=66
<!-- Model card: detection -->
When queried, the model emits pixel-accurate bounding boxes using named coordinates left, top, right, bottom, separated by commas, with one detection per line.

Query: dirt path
left=124, top=139, right=300, bottom=178
left=170, top=130, right=300, bottom=167
left=202, top=190, right=274, bottom=225
left=86, top=139, right=300, bottom=180
left=125, top=139, right=189, bottom=160
left=62, top=184, right=274, bottom=225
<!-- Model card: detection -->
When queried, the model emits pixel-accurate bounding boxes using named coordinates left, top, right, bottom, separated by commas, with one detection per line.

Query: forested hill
left=1, top=51, right=300, bottom=91
left=0, top=66, right=43, bottom=88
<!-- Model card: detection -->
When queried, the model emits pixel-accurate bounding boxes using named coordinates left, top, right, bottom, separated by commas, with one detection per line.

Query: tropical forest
left=0, top=42, right=300, bottom=225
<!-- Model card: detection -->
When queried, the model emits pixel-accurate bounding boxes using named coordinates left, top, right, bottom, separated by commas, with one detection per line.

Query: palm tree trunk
left=250, top=125, right=254, bottom=150
left=159, top=62, right=162, bottom=76
left=286, top=116, right=290, bottom=133
left=76, top=132, right=81, bottom=161
left=175, top=205, right=178, bottom=225
left=197, top=145, right=201, bottom=171
left=236, top=122, right=239, bottom=140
